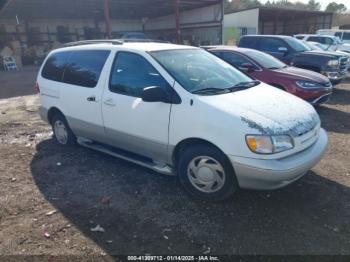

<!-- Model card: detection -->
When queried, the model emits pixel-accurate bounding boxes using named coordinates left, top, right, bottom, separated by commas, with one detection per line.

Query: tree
left=224, top=0, right=262, bottom=13
left=307, top=0, right=321, bottom=11
left=262, top=0, right=322, bottom=11
left=325, top=2, right=347, bottom=14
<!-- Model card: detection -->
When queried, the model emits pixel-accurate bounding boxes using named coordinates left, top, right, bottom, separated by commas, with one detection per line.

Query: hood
left=272, top=66, right=330, bottom=83
left=199, top=83, right=320, bottom=137
left=302, top=50, right=342, bottom=59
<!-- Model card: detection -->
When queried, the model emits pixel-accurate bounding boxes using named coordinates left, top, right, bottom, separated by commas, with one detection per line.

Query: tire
left=51, top=113, right=77, bottom=146
left=178, top=144, right=238, bottom=201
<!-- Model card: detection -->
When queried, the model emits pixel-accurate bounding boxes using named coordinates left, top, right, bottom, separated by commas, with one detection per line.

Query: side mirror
left=141, top=86, right=171, bottom=103
left=239, top=62, right=256, bottom=73
left=278, top=47, right=288, bottom=55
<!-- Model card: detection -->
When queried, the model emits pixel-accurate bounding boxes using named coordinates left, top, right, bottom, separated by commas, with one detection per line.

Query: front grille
left=339, top=57, right=349, bottom=73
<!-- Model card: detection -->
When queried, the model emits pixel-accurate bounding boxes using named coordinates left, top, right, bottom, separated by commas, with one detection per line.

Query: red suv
left=207, top=47, right=333, bottom=105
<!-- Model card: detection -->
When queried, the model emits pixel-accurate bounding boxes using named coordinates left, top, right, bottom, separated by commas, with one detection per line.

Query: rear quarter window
left=62, top=50, right=111, bottom=88
left=41, top=51, right=70, bottom=82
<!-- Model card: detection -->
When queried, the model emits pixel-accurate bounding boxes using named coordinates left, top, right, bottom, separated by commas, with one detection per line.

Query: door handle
left=104, top=98, right=116, bottom=107
left=87, top=96, right=96, bottom=102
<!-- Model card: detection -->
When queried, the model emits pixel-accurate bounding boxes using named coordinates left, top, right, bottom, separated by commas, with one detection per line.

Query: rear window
left=42, top=52, right=70, bottom=82
left=42, top=50, right=110, bottom=88
left=62, top=50, right=110, bottom=88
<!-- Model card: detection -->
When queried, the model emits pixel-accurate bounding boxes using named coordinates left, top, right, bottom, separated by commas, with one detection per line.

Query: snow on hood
left=199, top=83, right=320, bottom=136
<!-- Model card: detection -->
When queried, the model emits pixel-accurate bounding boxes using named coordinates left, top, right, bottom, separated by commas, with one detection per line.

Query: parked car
left=238, top=35, right=348, bottom=84
left=317, top=29, right=350, bottom=45
left=294, top=34, right=350, bottom=53
left=302, top=41, right=350, bottom=69
left=205, top=46, right=333, bottom=105
left=37, top=41, right=328, bottom=201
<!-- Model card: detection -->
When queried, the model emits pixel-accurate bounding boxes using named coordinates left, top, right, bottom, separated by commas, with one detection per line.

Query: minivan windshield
left=151, top=49, right=255, bottom=94
left=245, top=49, right=287, bottom=69
left=285, top=38, right=309, bottom=52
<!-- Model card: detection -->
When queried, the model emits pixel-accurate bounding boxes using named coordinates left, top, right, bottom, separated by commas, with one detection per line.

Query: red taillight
left=34, top=82, right=40, bottom=94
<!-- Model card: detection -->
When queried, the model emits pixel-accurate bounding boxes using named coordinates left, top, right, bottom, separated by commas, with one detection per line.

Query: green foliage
left=325, top=2, right=347, bottom=14
left=224, top=0, right=323, bottom=12
left=264, top=0, right=320, bottom=11
left=224, top=0, right=261, bottom=13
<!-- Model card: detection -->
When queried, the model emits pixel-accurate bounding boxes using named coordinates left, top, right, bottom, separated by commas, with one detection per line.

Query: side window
left=239, top=37, right=258, bottom=48
left=324, top=37, right=334, bottom=45
left=335, top=32, right=343, bottom=39
left=219, top=52, right=253, bottom=69
left=109, top=52, right=169, bottom=97
left=308, top=36, right=329, bottom=45
left=343, top=33, right=350, bottom=41
left=42, top=52, right=70, bottom=82
left=295, top=36, right=304, bottom=40
left=62, top=50, right=110, bottom=88
left=259, top=38, right=287, bottom=52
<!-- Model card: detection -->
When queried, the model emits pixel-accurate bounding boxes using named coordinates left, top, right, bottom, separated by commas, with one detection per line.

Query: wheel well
left=172, top=138, right=224, bottom=167
left=47, top=107, right=64, bottom=125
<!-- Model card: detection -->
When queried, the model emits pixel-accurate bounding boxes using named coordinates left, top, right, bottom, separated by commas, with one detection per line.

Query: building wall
left=223, top=9, right=259, bottom=44
left=224, top=8, right=259, bottom=29
left=0, top=17, right=143, bottom=45
left=259, top=14, right=333, bottom=35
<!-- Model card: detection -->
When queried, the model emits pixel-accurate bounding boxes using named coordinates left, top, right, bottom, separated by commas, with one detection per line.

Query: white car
left=37, top=40, right=328, bottom=201
left=295, top=34, right=350, bottom=53
left=317, top=29, right=350, bottom=45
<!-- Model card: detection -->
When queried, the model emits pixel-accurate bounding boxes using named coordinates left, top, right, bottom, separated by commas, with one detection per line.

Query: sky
left=259, top=0, right=350, bottom=10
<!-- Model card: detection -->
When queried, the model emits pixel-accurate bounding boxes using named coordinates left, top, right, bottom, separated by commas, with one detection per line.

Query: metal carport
left=0, top=0, right=224, bottom=46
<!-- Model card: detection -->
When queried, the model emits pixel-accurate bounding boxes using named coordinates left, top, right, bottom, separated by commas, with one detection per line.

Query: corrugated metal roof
left=0, top=0, right=222, bottom=20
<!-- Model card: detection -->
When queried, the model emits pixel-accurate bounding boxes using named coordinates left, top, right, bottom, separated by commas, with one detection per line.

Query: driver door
left=101, top=51, right=173, bottom=163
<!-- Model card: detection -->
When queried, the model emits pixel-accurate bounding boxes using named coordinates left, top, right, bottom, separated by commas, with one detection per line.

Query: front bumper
left=322, top=70, right=347, bottom=82
left=228, top=129, right=328, bottom=190
left=308, top=92, right=332, bottom=105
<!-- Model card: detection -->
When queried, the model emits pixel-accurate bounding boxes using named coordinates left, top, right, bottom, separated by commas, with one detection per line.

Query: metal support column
left=103, top=0, right=112, bottom=39
left=175, top=0, right=181, bottom=44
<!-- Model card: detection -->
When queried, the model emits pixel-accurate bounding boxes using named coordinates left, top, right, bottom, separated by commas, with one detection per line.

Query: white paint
left=224, top=8, right=259, bottom=29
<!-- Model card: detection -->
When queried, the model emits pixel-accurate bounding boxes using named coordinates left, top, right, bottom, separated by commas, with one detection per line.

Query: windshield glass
left=245, top=49, right=287, bottom=69
left=285, top=38, right=309, bottom=52
left=151, top=49, right=253, bottom=93
left=303, top=41, right=325, bottom=51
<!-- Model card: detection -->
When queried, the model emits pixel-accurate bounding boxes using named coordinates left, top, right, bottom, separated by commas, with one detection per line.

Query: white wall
left=224, top=8, right=259, bottom=29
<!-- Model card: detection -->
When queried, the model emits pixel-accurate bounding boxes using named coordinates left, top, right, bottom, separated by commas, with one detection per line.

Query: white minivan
left=37, top=40, right=328, bottom=201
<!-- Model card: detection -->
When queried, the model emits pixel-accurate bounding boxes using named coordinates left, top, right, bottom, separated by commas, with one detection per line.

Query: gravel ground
left=0, top=68, right=350, bottom=260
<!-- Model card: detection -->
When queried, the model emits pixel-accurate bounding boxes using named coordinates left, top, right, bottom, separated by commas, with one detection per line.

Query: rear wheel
left=51, top=114, right=76, bottom=146
left=178, top=144, right=238, bottom=201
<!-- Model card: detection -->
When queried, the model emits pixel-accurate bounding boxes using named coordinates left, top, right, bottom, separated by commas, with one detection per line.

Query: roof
left=0, top=0, right=222, bottom=20
left=226, top=6, right=333, bottom=19
left=53, top=42, right=198, bottom=53
left=240, top=35, right=294, bottom=39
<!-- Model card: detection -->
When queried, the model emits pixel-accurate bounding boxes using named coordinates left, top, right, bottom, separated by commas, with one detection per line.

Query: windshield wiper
left=229, top=80, right=261, bottom=91
left=192, top=87, right=230, bottom=95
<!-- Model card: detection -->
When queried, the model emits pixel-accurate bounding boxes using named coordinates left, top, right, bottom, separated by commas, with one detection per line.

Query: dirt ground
left=0, top=67, right=350, bottom=260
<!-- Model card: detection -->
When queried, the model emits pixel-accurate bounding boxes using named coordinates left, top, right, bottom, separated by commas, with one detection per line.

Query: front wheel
left=178, top=145, right=238, bottom=201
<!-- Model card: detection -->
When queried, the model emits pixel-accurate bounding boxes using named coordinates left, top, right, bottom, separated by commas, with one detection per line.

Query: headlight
left=246, top=135, right=294, bottom=154
left=327, top=59, right=339, bottom=67
left=296, top=81, right=322, bottom=89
